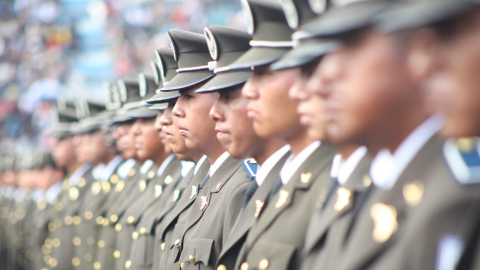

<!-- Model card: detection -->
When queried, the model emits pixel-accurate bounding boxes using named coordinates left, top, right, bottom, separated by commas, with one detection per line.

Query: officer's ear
left=405, top=27, right=441, bottom=84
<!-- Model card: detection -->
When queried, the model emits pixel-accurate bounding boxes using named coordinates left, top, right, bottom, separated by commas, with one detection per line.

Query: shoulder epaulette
left=242, top=158, right=259, bottom=180
left=444, top=137, right=480, bottom=184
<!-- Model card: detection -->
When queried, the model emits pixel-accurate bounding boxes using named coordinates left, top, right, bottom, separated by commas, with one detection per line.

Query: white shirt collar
left=92, top=164, right=106, bottom=180
left=330, top=154, right=343, bottom=180
left=118, top=159, right=136, bottom=179
left=338, top=146, right=368, bottom=185
left=370, top=116, right=442, bottom=190
left=140, top=160, right=155, bottom=175
left=280, top=141, right=321, bottom=185
left=70, top=162, right=93, bottom=186
left=180, top=161, right=195, bottom=177
left=256, top=145, right=291, bottom=186
left=209, top=151, right=230, bottom=177
left=157, top=154, right=176, bottom=176
left=45, top=181, right=63, bottom=203
left=33, top=189, right=45, bottom=202
left=102, top=155, right=123, bottom=180
left=194, top=155, right=208, bottom=175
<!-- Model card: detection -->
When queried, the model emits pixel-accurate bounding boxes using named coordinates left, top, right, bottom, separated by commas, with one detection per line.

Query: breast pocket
left=246, top=239, right=297, bottom=270
left=179, top=238, right=214, bottom=270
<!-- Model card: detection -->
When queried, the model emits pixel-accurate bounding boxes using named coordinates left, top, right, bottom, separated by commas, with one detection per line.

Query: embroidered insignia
left=190, top=185, right=197, bottom=200
left=200, top=196, right=209, bottom=210
left=255, top=200, right=264, bottom=218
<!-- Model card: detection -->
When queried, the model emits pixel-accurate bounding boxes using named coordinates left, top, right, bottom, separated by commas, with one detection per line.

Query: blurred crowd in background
left=0, top=0, right=244, bottom=154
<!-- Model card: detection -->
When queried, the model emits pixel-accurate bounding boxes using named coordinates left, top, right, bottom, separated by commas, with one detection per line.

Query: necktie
left=243, top=180, right=259, bottom=208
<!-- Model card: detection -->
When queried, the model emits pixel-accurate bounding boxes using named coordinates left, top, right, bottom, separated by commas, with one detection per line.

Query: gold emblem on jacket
left=370, top=203, right=398, bottom=243
left=334, top=187, right=351, bottom=212
left=275, top=190, right=289, bottom=208
left=403, top=180, right=424, bottom=206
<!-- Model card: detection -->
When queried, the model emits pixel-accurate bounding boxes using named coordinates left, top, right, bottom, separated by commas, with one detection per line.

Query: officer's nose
left=210, top=100, right=225, bottom=122
left=242, top=76, right=260, bottom=100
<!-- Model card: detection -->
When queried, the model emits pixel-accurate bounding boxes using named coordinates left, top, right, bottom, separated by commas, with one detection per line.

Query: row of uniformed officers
left=2, top=0, right=480, bottom=269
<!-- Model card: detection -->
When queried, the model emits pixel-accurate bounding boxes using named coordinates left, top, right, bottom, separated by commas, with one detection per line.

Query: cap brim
left=301, top=1, right=391, bottom=37
left=227, top=47, right=291, bottom=70
left=160, top=70, right=214, bottom=92
left=146, top=90, right=180, bottom=104
left=126, top=106, right=158, bottom=119
left=375, top=0, right=474, bottom=32
left=196, top=70, right=252, bottom=93
left=148, top=103, right=168, bottom=111
left=270, top=40, right=340, bottom=71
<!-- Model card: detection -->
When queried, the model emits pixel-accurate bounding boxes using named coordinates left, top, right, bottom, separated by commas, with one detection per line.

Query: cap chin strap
left=249, top=40, right=293, bottom=48
left=176, top=61, right=217, bottom=73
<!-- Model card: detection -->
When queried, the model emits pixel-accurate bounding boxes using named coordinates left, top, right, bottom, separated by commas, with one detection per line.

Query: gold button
left=259, top=259, right=269, bottom=270
left=54, top=219, right=62, bottom=228
left=73, top=237, right=81, bottom=246
left=189, top=255, right=195, bottom=262
left=44, top=238, right=52, bottom=247
left=110, top=174, right=119, bottom=184
left=127, top=216, right=135, bottom=224
left=73, top=215, right=81, bottom=225
left=64, top=216, right=73, bottom=225
left=93, top=262, right=101, bottom=270
left=98, top=240, right=105, bottom=248
left=129, top=169, right=136, bottom=176
left=125, top=260, right=132, bottom=269
left=87, top=237, right=95, bottom=245
left=41, top=245, right=51, bottom=254
left=132, top=231, right=139, bottom=240
left=102, top=218, right=109, bottom=226
left=180, top=262, right=184, bottom=269
left=115, top=224, right=122, bottom=232
left=217, top=265, right=227, bottom=270
left=52, top=238, right=60, bottom=247
left=84, top=254, right=92, bottom=262
left=48, top=222, right=56, bottom=232
left=363, top=175, right=372, bottom=187
left=85, top=211, right=93, bottom=220
left=78, top=178, right=86, bottom=187
left=113, top=250, right=121, bottom=259
left=139, top=227, right=147, bottom=234
left=72, top=257, right=80, bottom=266
left=110, top=215, right=118, bottom=223
left=96, top=216, right=104, bottom=225
left=160, top=242, right=166, bottom=251
left=240, top=262, right=249, bottom=270
left=50, top=258, right=58, bottom=267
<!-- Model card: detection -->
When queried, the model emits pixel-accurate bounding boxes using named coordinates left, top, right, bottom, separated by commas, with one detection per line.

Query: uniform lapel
left=303, top=155, right=372, bottom=254
left=341, top=136, right=441, bottom=270
left=248, top=144, right=336, bottom=247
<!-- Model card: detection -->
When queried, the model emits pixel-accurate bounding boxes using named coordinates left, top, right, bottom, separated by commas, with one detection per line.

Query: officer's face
left=52, top=136, right=77, bottom=169
left=289, top=61, right=326, bottom=140
left=154, top=111, right=172, bottom=153
left=312, top=29, right=415, bottom=147
left=173, top=87, right=219, bottom=153
left=425, top=9, right=480, bottom=138
left=132, top=118, right=165, bottom=161
left=86, top=130, right=111, bottom=165
left=210, top=86, right=262, bottom=159
left=73, top=133, right=89, bottom=163
left=113, top=122, right=137, bottom=159
left=243, top=65, right=305, bottom=140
